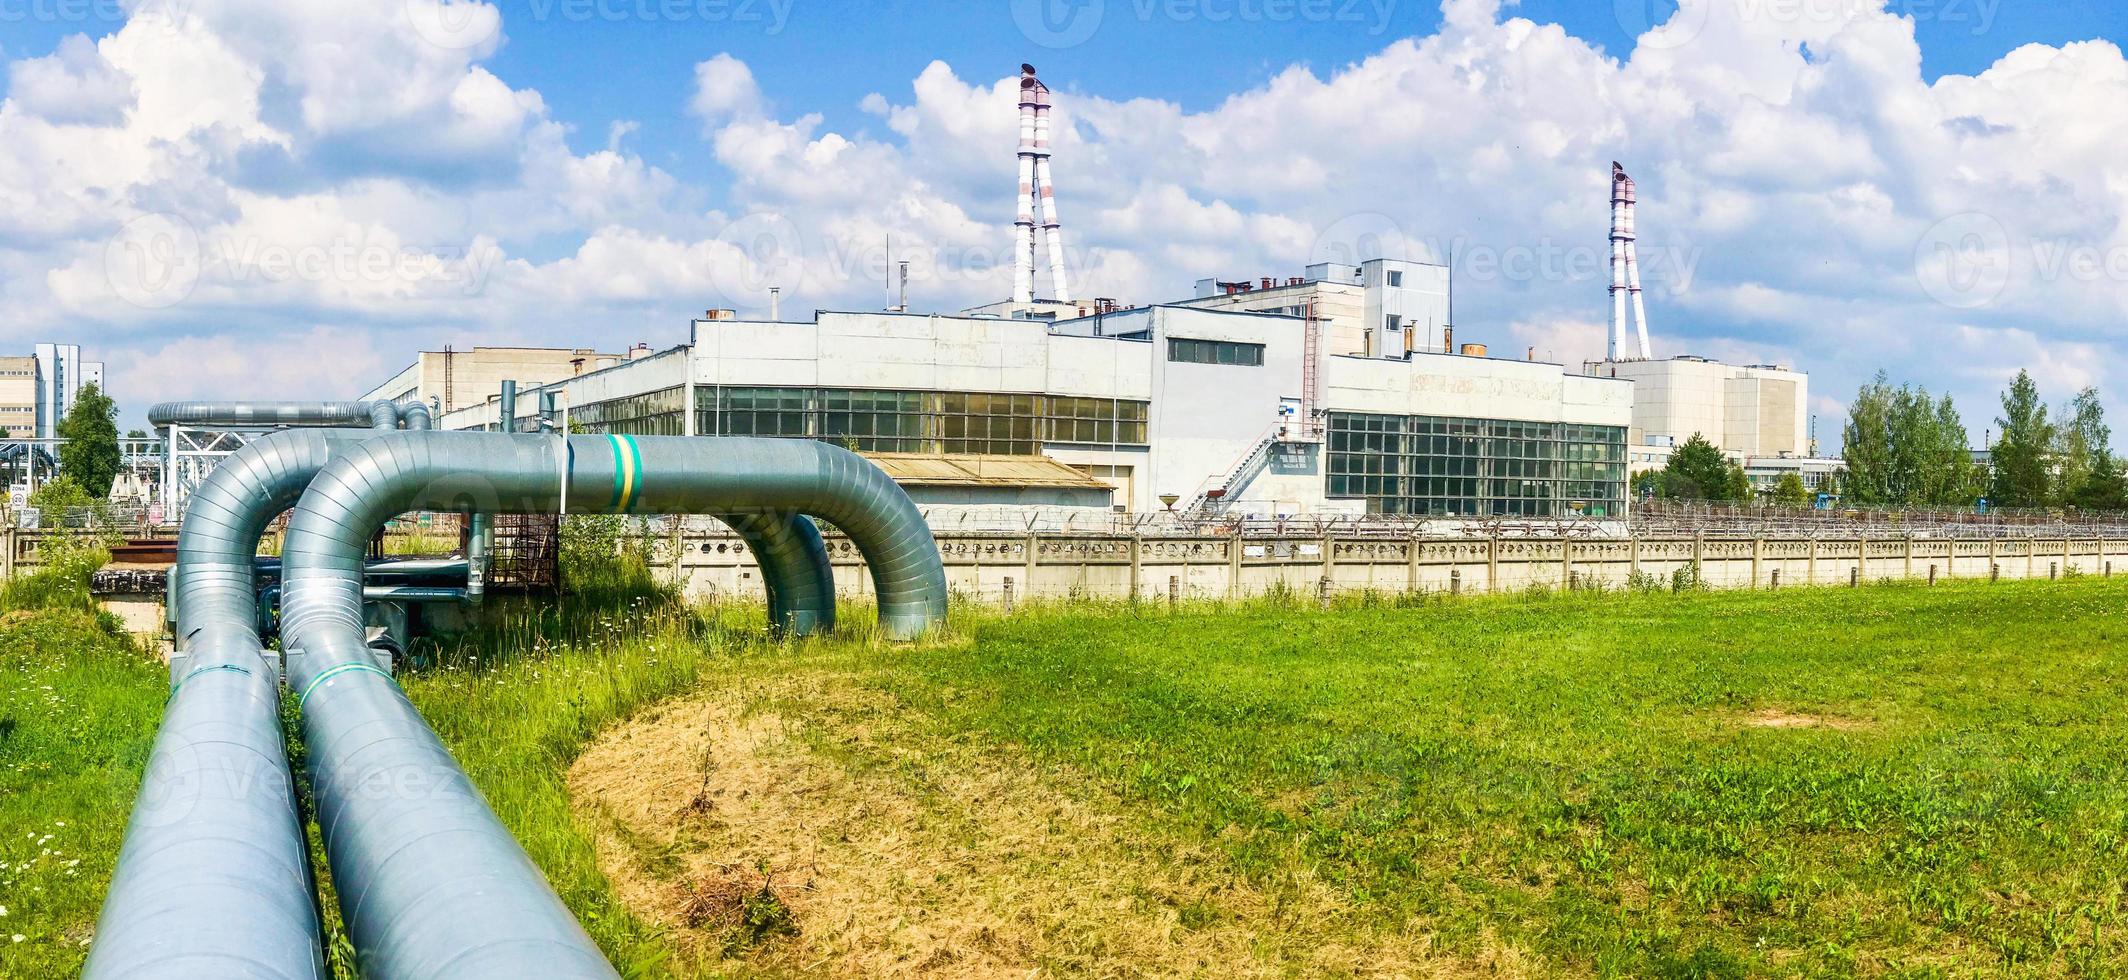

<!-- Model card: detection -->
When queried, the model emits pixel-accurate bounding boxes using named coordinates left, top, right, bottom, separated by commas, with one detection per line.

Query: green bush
left=0, top=534, right=114, bottom=620
left=557, top=514, right=668, bottom=600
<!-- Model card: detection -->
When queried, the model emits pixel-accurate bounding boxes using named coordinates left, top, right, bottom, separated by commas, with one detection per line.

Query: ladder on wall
left=1300, top=298, right=1324, bottom=439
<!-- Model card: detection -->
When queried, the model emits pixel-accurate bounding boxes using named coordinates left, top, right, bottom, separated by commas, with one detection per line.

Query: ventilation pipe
left=83, top=429, right=381, bottom=979
left=274, top=433, right=942, bottom=977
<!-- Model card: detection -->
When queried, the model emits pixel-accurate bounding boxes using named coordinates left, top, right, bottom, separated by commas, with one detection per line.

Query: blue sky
left=481, top=0, right=2127, bottom=190
left=0, top=0, right=2124, bottom=435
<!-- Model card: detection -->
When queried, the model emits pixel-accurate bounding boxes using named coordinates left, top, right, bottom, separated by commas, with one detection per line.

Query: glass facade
left=1325, top=412, right=1627, bottom=516
left=686, top=386, right=1149, bottom=455
left=569, top=386, right=688, bottom=436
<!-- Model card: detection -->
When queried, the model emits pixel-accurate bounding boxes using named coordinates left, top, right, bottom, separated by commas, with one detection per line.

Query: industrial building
left=1592, top=356, right=1810, bottom=459
left=1176, top=258, right=1453, bottom=360
left=434, top=302, right=1631, bottom=520
left=361, top=345, right=632, bottom=415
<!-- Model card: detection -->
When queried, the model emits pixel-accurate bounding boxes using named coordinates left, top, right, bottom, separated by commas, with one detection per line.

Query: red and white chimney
left=1609, top=161, right=1652, bottom=361
left=1013, top=64, right=1072, bottom=304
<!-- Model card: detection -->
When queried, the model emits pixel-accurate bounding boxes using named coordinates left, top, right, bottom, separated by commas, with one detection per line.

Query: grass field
left=10, top=574, right=2128, bottom=976
left=534, top=576, right=2128, bottom=976
left=0, top=611, right=163, bottom=977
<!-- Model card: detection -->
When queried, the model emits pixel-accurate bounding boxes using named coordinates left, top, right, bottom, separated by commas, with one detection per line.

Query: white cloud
left=0, top=0, right=2121, bottom=440
left=689, top=53, right=765, bottom=128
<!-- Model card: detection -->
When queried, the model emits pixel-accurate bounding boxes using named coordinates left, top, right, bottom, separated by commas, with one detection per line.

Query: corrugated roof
left=861, top=453, right=1110, bottom=490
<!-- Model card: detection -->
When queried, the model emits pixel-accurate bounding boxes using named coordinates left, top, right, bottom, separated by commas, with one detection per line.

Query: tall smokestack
left=1013, top=64, right=1071, bottom=304
left=1608, top=162, right=1652, bottom=360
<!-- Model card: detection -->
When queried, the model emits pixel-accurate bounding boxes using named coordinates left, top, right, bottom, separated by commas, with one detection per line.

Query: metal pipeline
left=277, top=433, right=944, bottom=978
left=83, top=429, right=381, bottom=980
left=147, top=400, right=430, bottom=431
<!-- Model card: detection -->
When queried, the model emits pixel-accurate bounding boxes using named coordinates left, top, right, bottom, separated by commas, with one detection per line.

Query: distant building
left=1589, top=355, right=1810, bottom=460
left=33, top=343, right=105, bottom=439
left=0, top=356, right=37, bottom=438
left=1175, top=258, right=1453, bottom=361
left=361, top=345, right=632, bottom=415
left=436, top=300, right=1632, bottom=520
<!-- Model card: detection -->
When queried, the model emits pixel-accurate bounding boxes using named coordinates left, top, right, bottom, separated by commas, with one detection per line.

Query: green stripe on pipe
left=297, top=661, right=394, bottom=709
left=622, top=434, right=644, bottom=513
left=607, top=433, right=628, bottom=511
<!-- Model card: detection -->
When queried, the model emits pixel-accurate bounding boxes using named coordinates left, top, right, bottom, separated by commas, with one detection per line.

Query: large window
left=1167, top=337, right=1265, bottom=367
left=695, top=386, right=1148, bottom=456
left=1325, top=412, right=1626, bottom=517
left=570, top=386, right=687, bottom=436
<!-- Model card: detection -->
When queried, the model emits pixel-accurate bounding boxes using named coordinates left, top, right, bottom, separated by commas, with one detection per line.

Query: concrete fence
left=670, top=529, right=2128, bottom=605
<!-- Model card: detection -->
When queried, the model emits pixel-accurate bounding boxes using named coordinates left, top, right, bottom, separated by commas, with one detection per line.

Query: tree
left=2052, top=387, right=2108, bottom=505
left=1772, top=472, right=1810, bottom=507
left=1661, top=433, right=1734, bottom=501
left=1819, top=472, right=1841, bottom=499
left=1841, top=373, right=1978, bottom=506
left=1841, top=373, right=1895, bottom=503
left=1725, top=462, right=1753, bottom=503
left=1990, top=370, right=2055, bottom=508
left=1631, top=469, right=1664, bottom=499
left=125, top=428, right=148, bottom=439
left=56, top=382, right=121, bottom=498
left=2072, top=453, right=2128, bottom=512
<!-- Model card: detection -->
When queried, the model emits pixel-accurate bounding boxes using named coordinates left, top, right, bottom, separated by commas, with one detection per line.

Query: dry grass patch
left=1740, top=707, right=1872, bottom=731
left=568, top=675, right=1522, bottom=978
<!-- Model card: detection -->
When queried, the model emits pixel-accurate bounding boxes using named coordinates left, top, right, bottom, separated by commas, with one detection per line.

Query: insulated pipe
left=83, top=429, right=380, bottom=980
left=720, top=511, right=835, bottom=633
left=401, top=400, right=433, bottom=431
left=276, top=433, right=944, bottom=978
left=148, top=400, right=426, bottom=431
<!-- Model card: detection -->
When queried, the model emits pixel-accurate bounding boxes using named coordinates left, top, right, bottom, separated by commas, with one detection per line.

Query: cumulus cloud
left=0, top=0, right=2121, bottom=438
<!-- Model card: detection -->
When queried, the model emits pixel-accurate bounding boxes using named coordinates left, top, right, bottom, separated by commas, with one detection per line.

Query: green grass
left=14, top=571, right=2128, bottom=976
left=859, top=579, right=2128, bottom=976
left=401, top=593, right=807, bottom=976
left=0, top=610, right=164, bottom=976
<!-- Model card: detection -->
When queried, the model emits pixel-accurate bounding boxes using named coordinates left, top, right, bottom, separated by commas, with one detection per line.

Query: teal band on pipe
left=166, top=661, right=252, bottom=700
left=296, top=661, right=393, bottom=709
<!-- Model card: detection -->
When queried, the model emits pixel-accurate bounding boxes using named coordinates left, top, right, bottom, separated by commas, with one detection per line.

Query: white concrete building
left=1589, top=356, right=1809, bottom=459
left=33, top=343, right=105, bottom=439
left=436, top=303, right=1632, bottom=519
left=1177, top=258, right=1453, bottom=361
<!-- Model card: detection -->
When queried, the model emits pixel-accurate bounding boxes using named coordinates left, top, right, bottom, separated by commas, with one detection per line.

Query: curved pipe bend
left=84, top=428, right=382, bottom=980
left=275, top=433, right=943, bottom=979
